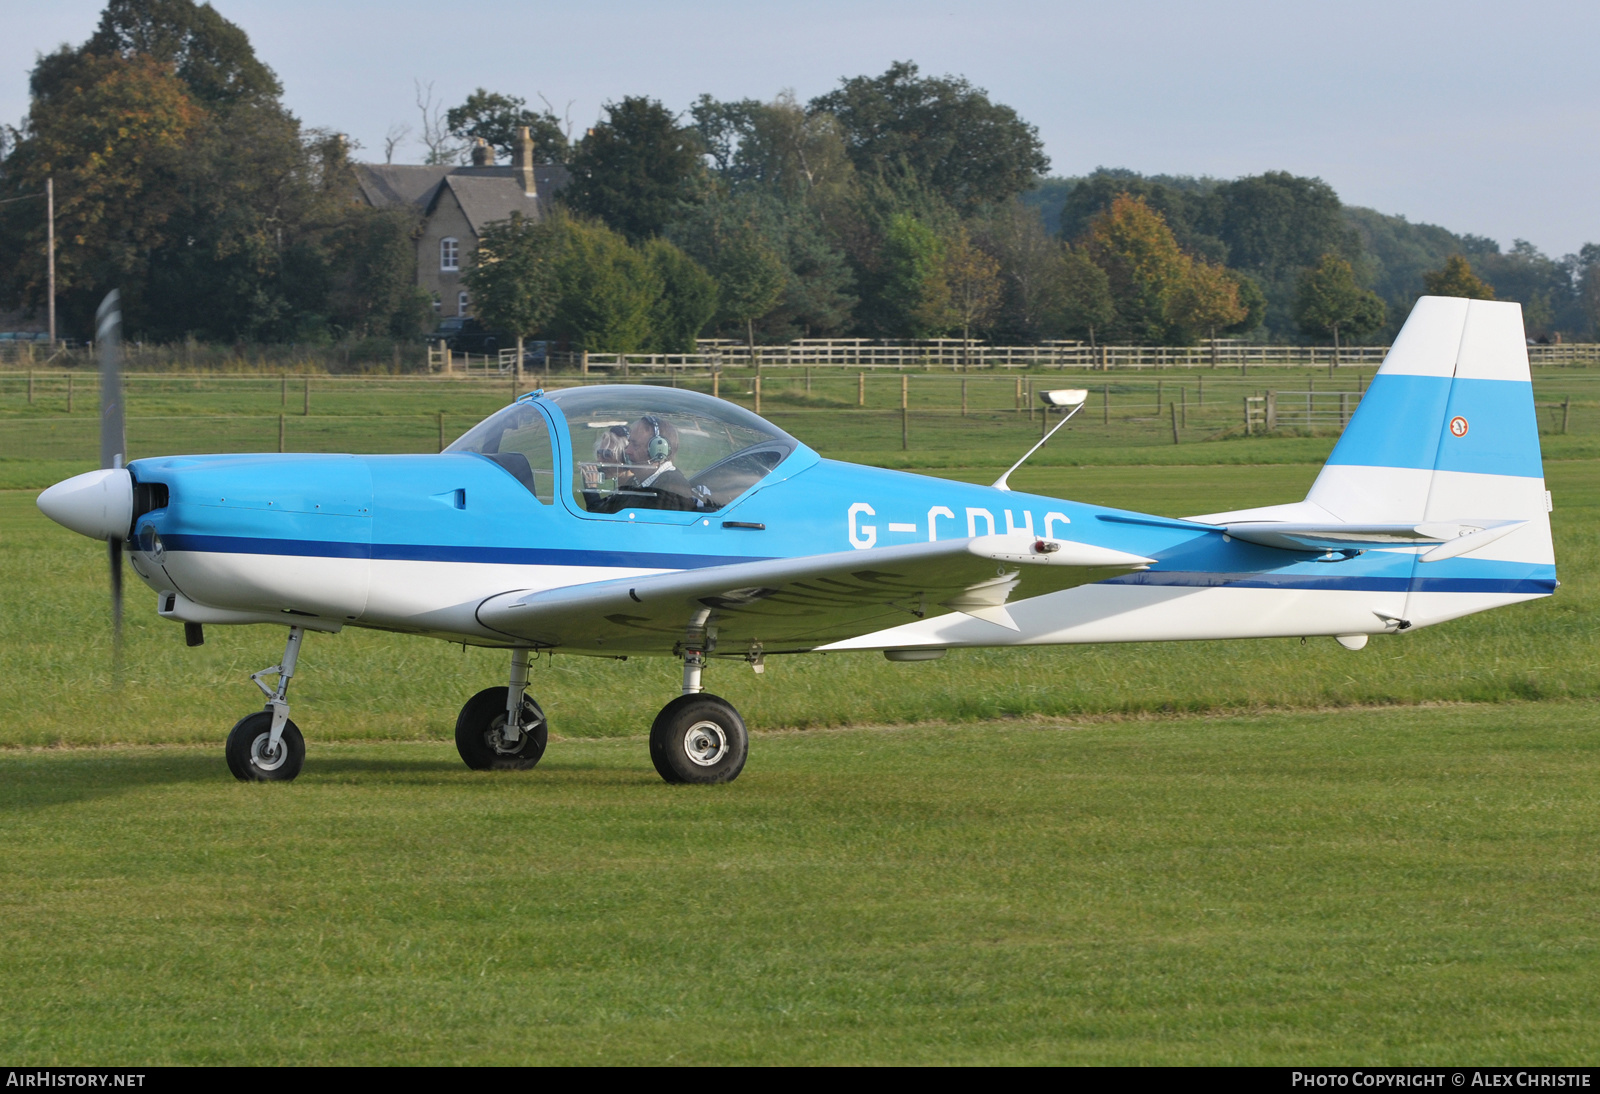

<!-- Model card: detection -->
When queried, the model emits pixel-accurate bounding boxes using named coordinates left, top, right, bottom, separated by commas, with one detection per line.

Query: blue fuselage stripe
left=161, top=533, right=767, bottom=570
left=160, top=535, right=1551, bottom=595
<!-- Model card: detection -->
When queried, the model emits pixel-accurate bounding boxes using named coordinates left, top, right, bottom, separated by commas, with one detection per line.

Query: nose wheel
left=455, top=686, right=548, bottom=770
left=227, top=625, right=309, bottom=782
left=226, top=710, right=305, bottom=781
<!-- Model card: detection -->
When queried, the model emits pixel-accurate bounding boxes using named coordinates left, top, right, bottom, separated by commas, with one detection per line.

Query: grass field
left=1, top=374, right=1597, bottom=1063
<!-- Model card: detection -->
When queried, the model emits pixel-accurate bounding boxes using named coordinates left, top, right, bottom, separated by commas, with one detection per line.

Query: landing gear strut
left=226, top=625, right=307, bottom=782
left=649, top=649, right=748, bottom=785
left=456, top=648, right=548, bottom=770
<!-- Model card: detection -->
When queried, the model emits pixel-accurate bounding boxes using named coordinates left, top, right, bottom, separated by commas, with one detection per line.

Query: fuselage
left=122, top=392, right=1556, bottom=655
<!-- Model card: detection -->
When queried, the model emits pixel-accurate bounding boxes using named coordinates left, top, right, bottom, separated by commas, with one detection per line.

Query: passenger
left=580, top=415, right=697, bottom=512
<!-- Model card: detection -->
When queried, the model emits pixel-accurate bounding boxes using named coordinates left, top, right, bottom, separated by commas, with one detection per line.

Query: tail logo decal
left=1449, top=416, right=1469, bottom=438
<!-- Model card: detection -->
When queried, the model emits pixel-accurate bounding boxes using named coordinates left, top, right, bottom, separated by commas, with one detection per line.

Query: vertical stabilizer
left=1305, top=296, right=1553, bottom=624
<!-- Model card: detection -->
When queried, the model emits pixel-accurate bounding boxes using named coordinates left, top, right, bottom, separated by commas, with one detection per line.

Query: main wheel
left=649, top=693, right=748, bottom=785
left=456, top=686, right=548, bottom=771
left=225, top=710, right=306, bottom=782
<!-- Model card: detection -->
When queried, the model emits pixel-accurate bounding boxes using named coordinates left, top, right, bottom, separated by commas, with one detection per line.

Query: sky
left=4, top=0, right=1597, bottom=256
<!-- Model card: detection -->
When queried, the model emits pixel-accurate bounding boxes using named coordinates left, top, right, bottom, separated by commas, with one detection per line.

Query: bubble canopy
left=448, top=386, right=800, bottom=513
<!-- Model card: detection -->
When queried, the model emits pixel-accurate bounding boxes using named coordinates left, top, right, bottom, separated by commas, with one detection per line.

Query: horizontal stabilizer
left=1221, top=519, right=1524, bottom=553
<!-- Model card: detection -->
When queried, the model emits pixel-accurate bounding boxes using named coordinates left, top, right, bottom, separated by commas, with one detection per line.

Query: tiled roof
left=354, top=164, right=572, bottom=235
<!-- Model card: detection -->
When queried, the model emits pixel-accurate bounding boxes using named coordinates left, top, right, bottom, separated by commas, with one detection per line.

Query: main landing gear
left=226, top=625, right=307, bottom=782
left=649, top=649, right=748, bottom=785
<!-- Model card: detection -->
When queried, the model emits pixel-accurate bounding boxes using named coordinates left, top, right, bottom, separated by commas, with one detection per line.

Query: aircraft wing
left=475, top=533, right=1154, bottom=655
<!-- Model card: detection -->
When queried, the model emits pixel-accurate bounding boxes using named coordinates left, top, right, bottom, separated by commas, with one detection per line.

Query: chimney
left=515, top=125, right=537, bottom=197
left=470, top=138, right=491, bottom=167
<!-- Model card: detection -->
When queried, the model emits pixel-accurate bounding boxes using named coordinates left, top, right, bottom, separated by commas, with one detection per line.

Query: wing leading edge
left=475, top=533, right=1154, bottom=656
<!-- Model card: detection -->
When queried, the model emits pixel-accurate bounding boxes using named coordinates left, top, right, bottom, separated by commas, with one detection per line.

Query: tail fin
left=1190, top=296, right=1555, bottom=624
left=1308, top=297, right=1549, bottom=540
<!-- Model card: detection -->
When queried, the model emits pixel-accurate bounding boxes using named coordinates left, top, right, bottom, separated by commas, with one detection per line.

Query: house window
left=440, top=238, right=459, bottom=271
left=458, top=291, right=470, bottom=316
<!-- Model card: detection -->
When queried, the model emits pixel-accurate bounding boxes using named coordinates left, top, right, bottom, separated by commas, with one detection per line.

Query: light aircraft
left=38, top=295, right=1556, bottom=784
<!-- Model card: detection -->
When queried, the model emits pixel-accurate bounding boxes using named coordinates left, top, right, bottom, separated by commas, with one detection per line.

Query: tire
left=456, top=686, right=548, bottom=771
left=649, top=693, right=748, bottom=785
left=225, top=710, right=306, bottom=782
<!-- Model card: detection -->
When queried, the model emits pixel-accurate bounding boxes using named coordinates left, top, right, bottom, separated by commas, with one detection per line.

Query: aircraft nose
left=37, top=468, right=134, bottom=541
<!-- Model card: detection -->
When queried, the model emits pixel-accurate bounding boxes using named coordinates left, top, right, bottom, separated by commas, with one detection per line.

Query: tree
left=465, top=213, right=563, bottom=368
left=446, top=88, right=567, bottom=163
left=691, top=91, right=854, bottom=202
left=563, top=97, right=704, bottom=241
left=942, top=225, right=1001, bottom=366
left=879, top=213, right=951, bottom=338
left=1294, top=253, right=1387, bottom=359
left=808, top=61, right=1048, bottom=211
left=1207, top=171, right=1353, bottom=333
left=642, top=237, right=718, bottom=353
left=546, top=218, right=659, bottom=353
left=1047, top=245, right=1114, bottom=346
left=1421, top=254, right=1495, bottom=300
left=333, top=208, right=433, bottom=339
left=973, top=201, right=1070, bottom=342
left=81, top=0, right=281, bottom=106
left=0, top=52, right=200, bottom=330
left=1082, top=194, right=1191, bottom=343
left=1167, top=259, right=1248, bottom=343
left=710, top=223, right=787, bottom=357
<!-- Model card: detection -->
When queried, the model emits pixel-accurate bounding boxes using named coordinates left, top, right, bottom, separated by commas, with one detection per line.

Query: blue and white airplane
left=38, top=296, right=1556, bottom=785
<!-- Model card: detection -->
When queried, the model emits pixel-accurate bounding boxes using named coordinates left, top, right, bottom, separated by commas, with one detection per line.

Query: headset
left=642, top=414, right=671, bottom=463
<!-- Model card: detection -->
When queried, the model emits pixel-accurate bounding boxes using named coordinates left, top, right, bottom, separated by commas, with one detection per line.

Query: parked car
left=429, top=317, right=502, bottom=355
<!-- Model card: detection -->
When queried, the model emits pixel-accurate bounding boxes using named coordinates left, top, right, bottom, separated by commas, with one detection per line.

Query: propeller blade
left=97, top=291, right=126, bottom=680
left=96, top=290, right=124, bottom=472
left=109, top=536, right=124, bottom=674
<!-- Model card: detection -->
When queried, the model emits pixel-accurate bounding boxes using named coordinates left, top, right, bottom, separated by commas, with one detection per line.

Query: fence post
left=1244, top=396, right=1251, bottom=436
left=1015, top=375, right=1021, bottom=412
left=713, top=371, right=720, bottom=399
left=1562, top=396, right=1570, bottom=434
left=27, top=370, right=33, bottom=405
left=1155, top=379, right=1162, bottom=414
left=1103, top=384, right=1109, bottom=425
left=581, top=350, right=589, bottom=377
left=278, top=412, right=285, bottom=453
left=900, top=373, right=908, bottom=450
left=858, top=372, right=865, bottom=407
left=1197, top=373, right=1204, bottom=406
left=1266, top=390, right=1277, bottom=432
left=303, top=378, right=310, bottom=416
left=1170, top=401, right=1179, bottom=445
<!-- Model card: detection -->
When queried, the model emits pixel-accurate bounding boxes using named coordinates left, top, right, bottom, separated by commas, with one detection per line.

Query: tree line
left=3, top=0, right=1598, bottom=348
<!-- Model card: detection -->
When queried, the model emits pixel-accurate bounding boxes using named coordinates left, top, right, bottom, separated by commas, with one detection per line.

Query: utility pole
left=46, top=177, right=56, bottom=349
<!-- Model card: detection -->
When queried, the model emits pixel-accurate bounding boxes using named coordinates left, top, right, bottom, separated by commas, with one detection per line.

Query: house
left=353, top=126, right=570, bottom=319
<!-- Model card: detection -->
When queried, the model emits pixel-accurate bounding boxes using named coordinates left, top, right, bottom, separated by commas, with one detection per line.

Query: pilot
left=581, top=415, right=698, bottom=512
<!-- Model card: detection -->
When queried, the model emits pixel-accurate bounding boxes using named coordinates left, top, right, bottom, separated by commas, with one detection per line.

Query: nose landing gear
left=226, top=625, right=308, bottom=782
left=456, top=649, right=548, bottom=770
